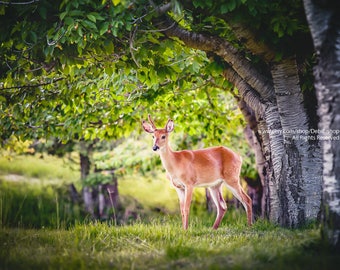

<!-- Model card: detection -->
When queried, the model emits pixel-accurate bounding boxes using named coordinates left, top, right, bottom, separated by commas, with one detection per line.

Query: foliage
left=0, top=136, right=34, bottom=157
left=83, top=172, right=113, bottom=186
left=0, top=0, right=231, bottom=143
left=1, top=220, right=339, bottom=270
left=0, top=0, right=309, bottom=143
left=93, top=136, right=161, bottom=176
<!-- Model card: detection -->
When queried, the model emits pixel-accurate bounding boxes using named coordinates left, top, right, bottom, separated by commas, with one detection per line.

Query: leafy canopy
left=0, top=0, right=308, bottom=145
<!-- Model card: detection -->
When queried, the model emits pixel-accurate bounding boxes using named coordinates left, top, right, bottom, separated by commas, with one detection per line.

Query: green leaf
left=87, top=14, right=97, bottom=23
left=82, top=20, right=97, bottom=30
left=60, top=11, right=68, bottom=20
left=220, top=4, right=229, bottom=14
left=112, top=0, right=121, bottom=6
left=38, top=6, right=47, bottom=20
left=99, top=22, right=110, bottom=35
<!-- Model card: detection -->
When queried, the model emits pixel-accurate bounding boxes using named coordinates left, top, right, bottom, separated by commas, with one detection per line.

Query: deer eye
left=152, top=135, right=155, bottom=139
left=161, top=135, right=166, bottom=139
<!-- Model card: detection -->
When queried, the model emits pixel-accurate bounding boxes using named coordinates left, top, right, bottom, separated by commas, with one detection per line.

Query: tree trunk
left=79, top=140, right=95, bottom=217
left=106, top=172, right=120, bottom=224
left=271, top=57, right=322, bottom=227
left=239, top=100, right=266, bottom=219
left=304, top=0, right=340, bottom=249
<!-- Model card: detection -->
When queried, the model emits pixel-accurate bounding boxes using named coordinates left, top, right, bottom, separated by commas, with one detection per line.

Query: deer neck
left=159, top=143, right=177, bottom=174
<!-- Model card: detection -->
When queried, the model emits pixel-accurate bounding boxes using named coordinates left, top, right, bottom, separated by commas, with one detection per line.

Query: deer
left=142, top=115, right=253, bottom=230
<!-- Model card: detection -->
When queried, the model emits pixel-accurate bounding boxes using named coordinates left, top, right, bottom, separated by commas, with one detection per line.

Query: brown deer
left=142, top=115, right=252, bottom=229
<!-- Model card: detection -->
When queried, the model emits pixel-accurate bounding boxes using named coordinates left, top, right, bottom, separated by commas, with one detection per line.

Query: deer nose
left=153, top=145, right=159, bottom=151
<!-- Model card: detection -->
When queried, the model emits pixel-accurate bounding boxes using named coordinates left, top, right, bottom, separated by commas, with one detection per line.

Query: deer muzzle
left=153, top=145, right=160, bottom=151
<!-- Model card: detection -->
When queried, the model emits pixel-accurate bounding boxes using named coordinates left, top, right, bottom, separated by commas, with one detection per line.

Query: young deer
left=142, top=115, right=252, bottom=229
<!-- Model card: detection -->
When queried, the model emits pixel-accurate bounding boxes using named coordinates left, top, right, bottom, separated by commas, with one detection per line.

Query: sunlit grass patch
left=118, top=172, right=178, bottom=213
left=0, top=154, right=79, bottom=183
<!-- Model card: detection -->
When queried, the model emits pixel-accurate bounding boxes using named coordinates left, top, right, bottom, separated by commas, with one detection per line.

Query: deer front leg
left=182, top=185, right=193, bottom=230
left=174, top=187, right=186, bottom=228
left=175, top=185, right=193, bottom=229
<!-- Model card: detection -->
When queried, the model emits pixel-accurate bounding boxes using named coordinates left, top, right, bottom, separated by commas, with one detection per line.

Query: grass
left=1, top=219, right=339, bottom=270
left=0, top=154, right=79, bottom=183
left=0, top=178, right=83, bottom=229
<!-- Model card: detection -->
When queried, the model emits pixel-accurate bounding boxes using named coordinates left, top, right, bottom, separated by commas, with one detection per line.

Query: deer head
left=142, top=114, right=174, bottom=151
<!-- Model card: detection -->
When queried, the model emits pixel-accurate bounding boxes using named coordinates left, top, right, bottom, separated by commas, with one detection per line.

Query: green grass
left=1, top=219, right=339, bottom=270
left=0, top=154, right=79, bottom=182
left=0, top=179, right=83, bottom=229
left=0, top=154, right=83, bottom=229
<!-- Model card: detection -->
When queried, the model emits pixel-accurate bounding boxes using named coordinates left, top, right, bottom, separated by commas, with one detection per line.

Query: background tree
left=0, top=0, right=327, bottom=228
left=304, top=0, right=340, bottom=249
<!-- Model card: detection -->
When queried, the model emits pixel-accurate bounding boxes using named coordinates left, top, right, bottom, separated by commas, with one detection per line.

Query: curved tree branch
left=153, top=16, right=275, bottom=101
left=222, top=66, right=265, bottom=117
left=228, top=22, right=276, bottom=63
left=0, top=0, right=39, bottom=5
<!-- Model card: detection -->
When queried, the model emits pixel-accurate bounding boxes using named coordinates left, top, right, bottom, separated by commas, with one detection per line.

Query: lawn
left=1, top=219, right=338, bottom=270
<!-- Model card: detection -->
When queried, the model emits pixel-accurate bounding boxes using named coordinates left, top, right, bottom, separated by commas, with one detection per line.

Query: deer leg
left=181, top=185, right=193, bottom=230
left=240, top=188, right=253, bottom=226
left=209, top=185, right=227, bottom=229
left=225, top=179, right=253, bottom=226
left=174, top=187, right=186, bottom=228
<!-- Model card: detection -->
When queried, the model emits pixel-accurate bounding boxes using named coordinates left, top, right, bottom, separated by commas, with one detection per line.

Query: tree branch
left=153, top=16, right=275, bottom=101
left=222, top=66, right=265, bottom=117
left=0, top=77, right=64, bottom=90
left=0, top=0, right=39, bottom=5
left=228, top=22, right=276, bottom=63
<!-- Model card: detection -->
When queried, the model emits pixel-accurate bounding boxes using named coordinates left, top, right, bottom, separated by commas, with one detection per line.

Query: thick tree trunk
left=304, top=0, right=340, bottom=249
left=271, top=57, right=322, bottom=227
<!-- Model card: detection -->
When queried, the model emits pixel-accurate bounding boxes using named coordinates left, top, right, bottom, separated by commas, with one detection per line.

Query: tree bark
left=271, top=57, right=322, bottom=227
left=304, top=0, right=340, bottom=249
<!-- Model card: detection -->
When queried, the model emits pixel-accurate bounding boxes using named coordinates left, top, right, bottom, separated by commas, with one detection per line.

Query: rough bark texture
left=239, top=101, right=266, bottom=218
left=304, top=0, right=340, bottom=249
left=271, top=57, right=322, bottom=227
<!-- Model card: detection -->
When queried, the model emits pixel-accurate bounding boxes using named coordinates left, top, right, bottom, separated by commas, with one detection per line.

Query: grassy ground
left=1, top=219, right=339, bottom=270
left=0, top=154, right=79, bottom=183
left=0, top=154, right=339, bottom=269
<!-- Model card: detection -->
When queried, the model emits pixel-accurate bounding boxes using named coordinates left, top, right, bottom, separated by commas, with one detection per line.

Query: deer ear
left=142, top=121, right=155, bottom=133
left=166, top=119, right=174, bottom=133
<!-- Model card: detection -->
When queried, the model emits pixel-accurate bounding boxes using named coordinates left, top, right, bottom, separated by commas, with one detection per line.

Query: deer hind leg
left=225, top=179, right=253, bottom=226
left=208, top=184, right=227, bottom=229
left=241, top=188, right=253, bottom=226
